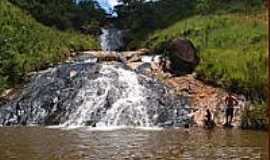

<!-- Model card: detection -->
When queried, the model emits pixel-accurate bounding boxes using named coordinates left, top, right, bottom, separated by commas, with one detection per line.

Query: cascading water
left=63, top=64, right=152, bottom=128
left=0, top=55, right=192, bottom=128
left=0, top=14, right=192, bottom=128
left=100, top=28, right=125, bottom=51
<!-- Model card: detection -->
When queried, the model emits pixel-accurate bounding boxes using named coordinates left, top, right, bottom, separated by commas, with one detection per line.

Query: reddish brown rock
left=164, top=74, right=247, bottom=127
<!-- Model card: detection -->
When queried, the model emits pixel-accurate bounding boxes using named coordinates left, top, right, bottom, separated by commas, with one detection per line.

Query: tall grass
left=142, top=13, right=267, bottom=99
left=0, top=0, right=99, bottom=92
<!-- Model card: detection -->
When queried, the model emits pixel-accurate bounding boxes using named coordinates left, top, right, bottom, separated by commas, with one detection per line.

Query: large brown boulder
left=168, top=38, right=200, bottom=74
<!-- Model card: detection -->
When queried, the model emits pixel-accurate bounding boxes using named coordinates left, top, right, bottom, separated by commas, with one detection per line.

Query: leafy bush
left=240, top=101, right=268, bottom=130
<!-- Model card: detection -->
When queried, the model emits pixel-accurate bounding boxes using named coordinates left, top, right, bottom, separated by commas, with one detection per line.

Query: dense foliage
left=114, top=0, right=196, bottom=48
left=115, top=0, right=195, bottom=29
left=114, top=0, right=266, bottom=49
left=9, top=0, right=106, bottom=32
left=0, top=0, right=99, bottom=92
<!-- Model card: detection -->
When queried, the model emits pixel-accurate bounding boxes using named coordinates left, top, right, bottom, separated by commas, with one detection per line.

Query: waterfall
left=0, top=56, right=192, bottom=128
left=62, top=64, right=152, bottom=128
left=100, top=28, right=125, bottom=51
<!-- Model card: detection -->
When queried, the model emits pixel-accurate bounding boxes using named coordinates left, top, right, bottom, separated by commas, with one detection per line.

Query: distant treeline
left=9, top=0, right=107, bottom=34
left=114, top=0, right=266, bottom=48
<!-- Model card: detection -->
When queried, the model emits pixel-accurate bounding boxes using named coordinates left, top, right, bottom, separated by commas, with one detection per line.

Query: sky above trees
left=96, top=0, right=158, bottom=14
left=97, top=0, right=119, bottom=12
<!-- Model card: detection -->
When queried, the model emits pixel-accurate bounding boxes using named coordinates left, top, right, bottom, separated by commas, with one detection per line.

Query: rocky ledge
left=0, top=49, right=267, bottom=130
left=0, top=54, right=192, bottom=127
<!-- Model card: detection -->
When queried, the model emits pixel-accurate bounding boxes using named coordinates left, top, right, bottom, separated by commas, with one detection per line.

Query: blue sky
left=97, top=0, right=119, bottom=12
left=96, top=0, right=158, bottom=11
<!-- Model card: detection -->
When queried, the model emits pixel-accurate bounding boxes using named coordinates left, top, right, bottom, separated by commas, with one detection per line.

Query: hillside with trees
left=9, top=0, right=106, bottom=33
left=0, top=0, right=104, bottom=92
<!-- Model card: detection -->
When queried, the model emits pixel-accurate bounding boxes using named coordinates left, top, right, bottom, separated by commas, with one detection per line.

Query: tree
left=9, top=0, right=106, bottom=31
left=195, top=0, right=217, bottom=15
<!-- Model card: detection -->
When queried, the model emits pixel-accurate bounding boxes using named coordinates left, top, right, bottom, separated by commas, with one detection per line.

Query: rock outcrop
left=0, top=49, right=264, bottom=129
left=0, top=54, right=192, bottom=127
left=165, top=74, right=247, bottom=128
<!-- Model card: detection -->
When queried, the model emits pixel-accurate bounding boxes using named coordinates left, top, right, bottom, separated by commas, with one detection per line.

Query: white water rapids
left=61, top=64, right=153, bottom=128
left=100, top=28, right=125, bottom=51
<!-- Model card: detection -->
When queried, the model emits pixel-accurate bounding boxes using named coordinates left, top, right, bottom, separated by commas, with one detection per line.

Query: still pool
left=0, top=127, right=268, bottom=160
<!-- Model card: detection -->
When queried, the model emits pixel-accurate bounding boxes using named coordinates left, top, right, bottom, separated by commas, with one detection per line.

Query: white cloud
left=107, top=0, right=119, bottom=7
left=97, top=0, right=119, bottom=9
left=96, top=0, right=121, bottom=15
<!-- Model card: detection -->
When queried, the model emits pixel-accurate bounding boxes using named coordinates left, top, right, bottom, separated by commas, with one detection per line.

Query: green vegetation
left=0, top=0, right=267, bottom=104
left=115, top=0, right=266, bottom=49
left=241, top=101, right=268, bottom=129
left=9, top=0, right=106, bottom=32
left=0, top=0, right=99, bottom=92
left=114, top=0, right=196, bottom=49
left=144, top=14, right=267, bottom=100
left=115, top=0, right=267, bottom=101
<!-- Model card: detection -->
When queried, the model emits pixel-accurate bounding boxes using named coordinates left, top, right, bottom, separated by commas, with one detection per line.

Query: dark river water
left=0, top=127, right=268, bottom=160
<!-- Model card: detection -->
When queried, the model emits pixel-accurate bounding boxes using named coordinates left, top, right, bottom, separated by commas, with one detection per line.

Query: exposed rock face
left=165, top=75, right=247, bottom=128
left=0, top=55, right=192, bottom=127
left=1, top=49, right=261, bottom=129
left=168, top=38, right=200, bottom=74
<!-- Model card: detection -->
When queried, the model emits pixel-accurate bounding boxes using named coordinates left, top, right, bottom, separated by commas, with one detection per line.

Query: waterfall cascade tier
left=0, top=55, right=192, bottom=128
left=100, top=28, right=126, bottom=51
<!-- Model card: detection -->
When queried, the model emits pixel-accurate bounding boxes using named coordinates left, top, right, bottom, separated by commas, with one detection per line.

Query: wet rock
left=135, top=63, right=152, bottom=74
left=0, top=55, right=192, bottom=127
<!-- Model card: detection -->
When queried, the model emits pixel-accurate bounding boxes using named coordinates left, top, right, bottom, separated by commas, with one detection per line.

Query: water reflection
left=0, top=127, right=268, bottom=160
